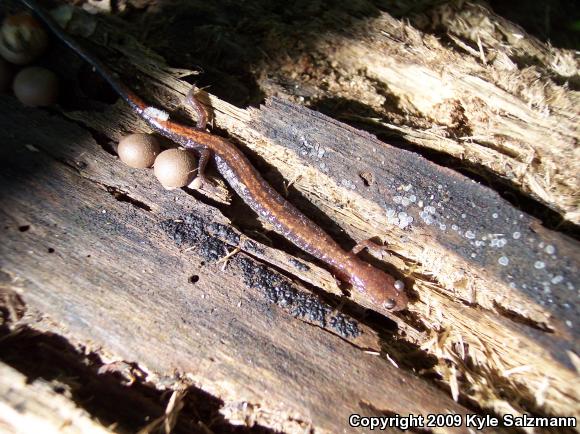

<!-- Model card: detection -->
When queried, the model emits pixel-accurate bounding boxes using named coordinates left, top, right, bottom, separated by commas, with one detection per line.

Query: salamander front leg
left=186, top=87, right=208, bottom=130
left=352, top=239, right=392, bottom=259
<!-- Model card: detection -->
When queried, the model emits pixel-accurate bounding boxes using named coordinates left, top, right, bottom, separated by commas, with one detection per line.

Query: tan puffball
left=117, top=133, right=160, bottom=168
left=0, top=13, right=48, bottom=65
left=154, top=148, right=197, bottom=189
left=13, top=66, right=58, bottom=107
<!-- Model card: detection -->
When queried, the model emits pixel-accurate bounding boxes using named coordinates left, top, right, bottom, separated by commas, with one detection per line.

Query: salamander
left=20, top=0, right=408, bottom=311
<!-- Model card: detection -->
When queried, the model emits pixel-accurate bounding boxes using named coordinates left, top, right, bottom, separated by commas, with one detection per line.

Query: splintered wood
left=0, top=1, right=578, bottom=433
left=257, top=2, right=579, bottom=225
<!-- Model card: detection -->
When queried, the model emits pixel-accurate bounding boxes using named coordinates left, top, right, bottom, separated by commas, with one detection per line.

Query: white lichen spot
left=439, top=223, right=447, bottom=231
left=512, top=231, right=521, bottom=239
left=398, top=212, right=413, bottom=229
left=461, top=213, right=467, bottom=219
left=471, top=253, right=477, bottom=258
left=465, top=230, right=476, bottom=239
left=403, top=184, right=412, bottom=192
left=418, top=200, right=424, bottom=208
left=388, top=217, right=399, bottom=226
left=424, top=216, right=433, bottom=225
left=534, top=261, right=545, bottom=269
left=490, top=238, right=507, bottom=248
left=545, top=245, right=555, bottom=255
left=409, top=194, right=417, bottom=203
left=393, top=196, right=402, bottom=204
left=394, top=280, right=405, bottom=290
left=340, top=179, right=356, bottom=190
left=492, top=213, right=498, bottom=219
left=551, top=275, right=563, bottom=284
left=452, top=224, right=459, bottom=231
left=539, top=242, right=545, bottom=249
left=498, top=256, right=509, bottom=266
left=386, top=208, right=396, bottom=218
left=425, top=205, right=436, bottom=214
left=509, top=282, right=516, bottom=288
left=566, top=320, right=573, bottom=328
left=401, top=197, right=411, bottom=207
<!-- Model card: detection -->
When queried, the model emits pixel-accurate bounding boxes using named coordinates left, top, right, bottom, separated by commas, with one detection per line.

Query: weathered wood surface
left=0, top=362, right=113, bottom=434
left=0, top=97, right=473, bottom=433
left=251, top=1, right=579, bottom=225
left=0, top=1, right=579, bottom=431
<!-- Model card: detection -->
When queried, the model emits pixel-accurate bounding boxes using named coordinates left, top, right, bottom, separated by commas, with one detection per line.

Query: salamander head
left=351, top=265, right=408, bottom=311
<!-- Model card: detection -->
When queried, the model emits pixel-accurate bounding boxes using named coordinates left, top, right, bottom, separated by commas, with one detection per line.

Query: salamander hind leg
left=190, top=147, right=222, bottom=196
left=352, top=239, right=391, bottom=259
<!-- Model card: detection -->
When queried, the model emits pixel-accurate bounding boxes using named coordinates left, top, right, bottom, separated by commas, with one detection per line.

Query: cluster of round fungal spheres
left=117, top=133, right=198, bottom=189
left=0, top=13, right=58, bottom=107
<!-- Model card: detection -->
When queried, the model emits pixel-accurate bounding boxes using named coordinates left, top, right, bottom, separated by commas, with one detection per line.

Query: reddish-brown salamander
left=22, top=0, right=408, bottom=310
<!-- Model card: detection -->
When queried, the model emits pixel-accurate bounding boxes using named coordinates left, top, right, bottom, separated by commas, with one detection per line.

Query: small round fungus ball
left=154, top=148, right=197, bottom=189
left=0, top=13, right=48, bottom=65
left=117, top=133, right=160, bottom=168
left=0, top=58, right=11, bottom=92
left=13, top=66, right=58, bottom=107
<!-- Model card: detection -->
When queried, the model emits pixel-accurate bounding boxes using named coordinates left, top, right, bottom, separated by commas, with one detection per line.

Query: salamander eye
left=383, top=298, right=396, bottom=310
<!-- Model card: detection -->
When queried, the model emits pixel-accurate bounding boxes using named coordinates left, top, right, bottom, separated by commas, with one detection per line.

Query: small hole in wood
left=359, top=171, right=374, bottom=187
left=47, top=248, right=55, bottom=253
left=18, top=225, right=30, bottom=232
left=189, top=275, right=200, bottom=284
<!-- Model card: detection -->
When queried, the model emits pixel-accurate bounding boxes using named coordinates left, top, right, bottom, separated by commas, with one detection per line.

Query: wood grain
left=0, top=97, right=472, bottom=433
left=1, top=1, right=578, bottom=430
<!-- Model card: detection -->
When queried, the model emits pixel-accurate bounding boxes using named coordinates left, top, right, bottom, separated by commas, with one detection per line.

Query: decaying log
left=255, top=1, right=579, bottom=225
left=0, top=1, right=578, bottom=433
left=1, top=97, right=474, bottom=433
